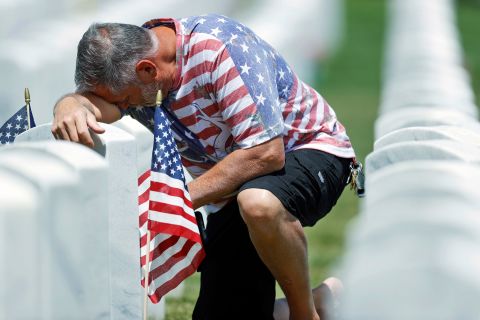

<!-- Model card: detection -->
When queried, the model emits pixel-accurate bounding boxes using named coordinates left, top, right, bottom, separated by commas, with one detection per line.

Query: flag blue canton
left=0, top=105, right=36, bottom=145
left=182, top=14, right=293, bottom=130
left=152, top=107, right=185, bottom=182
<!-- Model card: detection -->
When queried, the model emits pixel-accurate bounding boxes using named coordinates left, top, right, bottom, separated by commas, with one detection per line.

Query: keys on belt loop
left=348, top=159, right=365, bottom=198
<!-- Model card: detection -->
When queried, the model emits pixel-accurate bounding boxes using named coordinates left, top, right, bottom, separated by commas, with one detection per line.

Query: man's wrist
left=53, top=93, right=95, bottom=116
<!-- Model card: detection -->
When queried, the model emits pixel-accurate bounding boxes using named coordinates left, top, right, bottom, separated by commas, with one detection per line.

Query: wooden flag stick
left=143, top=90, right=163, bottom=320
left=143, top=231, right=152, bottom=320
left=155, top=90, right=163, bottom=107
left=24, top=88, right=31, bottom=129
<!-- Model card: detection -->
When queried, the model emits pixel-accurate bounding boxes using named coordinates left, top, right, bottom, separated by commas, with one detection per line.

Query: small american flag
left=139, top=106, right=205, bottom=303
left=0, top=105, right=35, bottom=145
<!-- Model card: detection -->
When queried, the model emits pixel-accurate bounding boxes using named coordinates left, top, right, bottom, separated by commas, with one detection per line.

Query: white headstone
left=340, top=210, right=480, bottom=320
left=339, top=0, right=480, bottom=318
left=383, top=61, right=470, bottom=87
left=0, top=169, right=41, bottom=319
left=363, top=160, right=480, bottom=213
left=379, top=79, right=476, bottom=117
left=15, top=123, right=56, bottom=142
left=380, top=0, right=477, bottom=118
left=373, top=126, right=480, bottom=150
left=90, top=124, right=143, bottom=319
left=339, top=162, right=480, bottom=320
left=7, top=141, right=111, bottom=316
left=113, top=116, right=153, bottom=175
left=16, top=123, right=143, bottom=319
left=0, top=145, right=106, bottom=319
left=365, top=140, right=480, bottom=176
left=113, top=116, right=167, bottom=319
left=374, top=107, right=480, bottom=140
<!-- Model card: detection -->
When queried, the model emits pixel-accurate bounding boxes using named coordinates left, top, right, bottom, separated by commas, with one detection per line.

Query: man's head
left=75, top=23, right=162, bottom=107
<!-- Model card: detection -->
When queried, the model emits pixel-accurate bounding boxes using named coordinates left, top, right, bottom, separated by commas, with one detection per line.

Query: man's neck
left=152, top=25, right=176, bottom=64
left=151, top=25, right=177, bottom=91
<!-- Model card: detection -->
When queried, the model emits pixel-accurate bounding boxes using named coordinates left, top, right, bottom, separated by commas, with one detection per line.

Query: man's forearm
left=53, top=92, right=122, bottom=124
left=51, top=91, right=122, bottom=147
left=187, top=137, right=285, bottom=209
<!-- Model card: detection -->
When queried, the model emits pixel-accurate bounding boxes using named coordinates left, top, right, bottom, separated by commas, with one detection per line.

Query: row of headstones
left=338, top=0, right=480, bottom=319
left=0, top=117, right=181, bottom=319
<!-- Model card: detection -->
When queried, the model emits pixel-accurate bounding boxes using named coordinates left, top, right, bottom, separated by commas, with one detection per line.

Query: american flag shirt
left=127, top=14, right=355, bottom=211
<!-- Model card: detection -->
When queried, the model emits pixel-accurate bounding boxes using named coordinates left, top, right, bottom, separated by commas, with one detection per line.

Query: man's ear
left=135, top=60, right=158, bottom=84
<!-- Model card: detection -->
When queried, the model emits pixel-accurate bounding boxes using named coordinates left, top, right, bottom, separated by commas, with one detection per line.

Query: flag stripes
left=138, top=107, right=205, bottom=303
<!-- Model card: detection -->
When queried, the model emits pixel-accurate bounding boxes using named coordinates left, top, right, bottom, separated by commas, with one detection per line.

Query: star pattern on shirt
left=136, top=14, right=299, bottom=166
left=228, top=33, right=238, bottom=44
left=256, top=93, right=266, bottom=106
left=179, top=14, right=295, bottom=128
left=256, top=73, right=265, bottom=83
left=240, top=62, right=251, bottom=75
left=210, top=27, right=221, bottom=37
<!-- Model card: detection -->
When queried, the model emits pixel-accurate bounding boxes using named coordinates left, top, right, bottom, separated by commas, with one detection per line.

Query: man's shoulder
left=180, top=14, right=239, bottom=29
left=181, top=14, right=251, bottom=42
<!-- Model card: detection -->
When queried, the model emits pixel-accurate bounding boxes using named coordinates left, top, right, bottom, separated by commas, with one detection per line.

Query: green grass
left=164, top=1, right=479, bottom=318
left=458, top=1, right=480, bottom=107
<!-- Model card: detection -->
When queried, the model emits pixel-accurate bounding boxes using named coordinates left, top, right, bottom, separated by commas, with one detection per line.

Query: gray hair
left=75, top=22, right=158, bottom=94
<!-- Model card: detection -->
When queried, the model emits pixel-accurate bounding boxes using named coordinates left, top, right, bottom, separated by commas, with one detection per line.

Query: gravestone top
left=366, top=139, right=480, bottom=175
left=0, top=169, right=39, bottom=211
left=374, top=125, right=480, bottom=150
left=374, top=107, right=480, bottom=139
left=364, top=160, right=480, bottom=213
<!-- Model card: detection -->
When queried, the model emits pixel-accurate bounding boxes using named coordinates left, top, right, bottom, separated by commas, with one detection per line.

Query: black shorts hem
left=239, top=149, right=351, bottom=226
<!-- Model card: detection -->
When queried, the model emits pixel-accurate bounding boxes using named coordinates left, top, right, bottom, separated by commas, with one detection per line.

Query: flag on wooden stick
left=0, top=88, right=36, bottom=145
left=139, top=94, right=205, bottom=304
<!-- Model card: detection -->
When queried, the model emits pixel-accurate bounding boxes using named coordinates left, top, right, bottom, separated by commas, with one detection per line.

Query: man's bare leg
left=237, top=188, right=318, bottom=320
left=274, top=277, right=343, bottom=320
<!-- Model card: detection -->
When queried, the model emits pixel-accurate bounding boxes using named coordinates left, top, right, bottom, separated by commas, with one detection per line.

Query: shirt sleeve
left=209, top=40, right=284, bottom=149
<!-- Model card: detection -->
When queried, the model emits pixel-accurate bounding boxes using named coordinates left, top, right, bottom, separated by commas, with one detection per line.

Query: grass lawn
left=164, top=1, right=479, bottom=318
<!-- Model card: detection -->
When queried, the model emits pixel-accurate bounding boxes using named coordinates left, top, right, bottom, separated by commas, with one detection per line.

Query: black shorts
left=193, top=149, right=352, bottom=320
left=239, top=149, right=351, bottom=226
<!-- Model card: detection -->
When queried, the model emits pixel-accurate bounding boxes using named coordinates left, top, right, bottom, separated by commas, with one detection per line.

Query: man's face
left=94, top=81, right=162, bottom=110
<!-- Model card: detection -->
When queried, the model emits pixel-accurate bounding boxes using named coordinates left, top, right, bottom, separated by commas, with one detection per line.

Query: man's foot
left=313, top=277, right=343, bottom=320
left=274, top=277, right=343, bottom=320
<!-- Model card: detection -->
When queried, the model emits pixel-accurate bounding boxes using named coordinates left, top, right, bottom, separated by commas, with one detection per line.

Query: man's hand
left=51, top=93, right=121, bottom=147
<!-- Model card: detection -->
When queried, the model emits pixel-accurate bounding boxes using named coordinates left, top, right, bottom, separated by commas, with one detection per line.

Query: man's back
left=128, top=14, right=354, bottom=179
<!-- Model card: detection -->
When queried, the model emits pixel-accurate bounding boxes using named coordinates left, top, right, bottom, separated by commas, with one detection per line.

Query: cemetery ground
left=164, top=1, right=480, bottom=319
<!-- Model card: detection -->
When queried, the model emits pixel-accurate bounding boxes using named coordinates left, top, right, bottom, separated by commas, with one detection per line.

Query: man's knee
left=237, top=188, right=285, bottom=228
